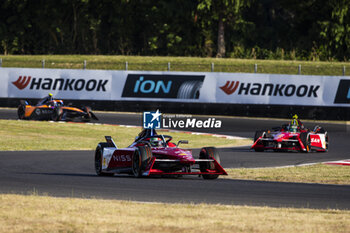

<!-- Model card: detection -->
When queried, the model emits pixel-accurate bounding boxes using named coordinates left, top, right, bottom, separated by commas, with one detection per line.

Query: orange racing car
left=17, top=99, right=98, bottom=121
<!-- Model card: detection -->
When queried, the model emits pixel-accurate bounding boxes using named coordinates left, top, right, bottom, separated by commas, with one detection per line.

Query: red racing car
left=251, top=124, right=329, bottom=153
left=95, top=129, right=227, bottom=179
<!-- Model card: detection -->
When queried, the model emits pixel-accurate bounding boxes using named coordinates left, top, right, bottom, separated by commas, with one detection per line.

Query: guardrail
left=0, top=58, right=348, bottom=76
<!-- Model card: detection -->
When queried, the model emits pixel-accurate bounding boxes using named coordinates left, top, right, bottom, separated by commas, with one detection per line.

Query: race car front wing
left=142, top=157, right=227, bottom=176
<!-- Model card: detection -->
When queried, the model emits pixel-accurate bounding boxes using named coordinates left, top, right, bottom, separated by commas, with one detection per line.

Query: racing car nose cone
left=183, top=155, right=195, bottom=162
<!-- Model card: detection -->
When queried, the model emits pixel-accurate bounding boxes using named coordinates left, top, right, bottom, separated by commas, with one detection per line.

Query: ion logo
left=12, top=76, right=32, bottom=90
left=143, top=110, right=161, bottom=129
left=334, top=80, right=350, bottom=104
left=122, top=74, right=204, bottom=98
left=134, top=76, right=172, bottom=94
left=220, top=81, right=240, bottom=95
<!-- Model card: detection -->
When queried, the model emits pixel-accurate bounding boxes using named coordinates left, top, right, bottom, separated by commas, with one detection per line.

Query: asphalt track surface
left=1, top=109, right=350, bottom=209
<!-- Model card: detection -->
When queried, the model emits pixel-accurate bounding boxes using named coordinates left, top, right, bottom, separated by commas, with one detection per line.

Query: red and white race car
left=251, top=124, right=329, bottom=152
left=94, top=129, right=227, bottom=179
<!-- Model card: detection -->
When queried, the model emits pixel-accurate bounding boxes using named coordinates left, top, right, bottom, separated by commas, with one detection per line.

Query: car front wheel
left=17, top=104, right=26, bottom=119
left=300, top=132, right=311, bottom=153
left=132, top=146, right=152, bottom=177
left=199, top=147, right=221, bottom=180
left=95, top=143, right=114, bottom=176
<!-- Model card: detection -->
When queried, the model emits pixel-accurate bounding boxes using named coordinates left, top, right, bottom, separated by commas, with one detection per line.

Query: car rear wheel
left=324, top=132, right=329, bottom=151
left=17, top=104, right=26, bottom=119
left=51, top=107, right=63, bottom=121
left=318, top=127, right=326, bottom=133
left=82, top=106, right=92, bottom=122
left=300, top=132, right=311, bottom=153
left=132, top=146, right=152, bottom=177
left=254, top=130, right=266, bottom=152
left=95, top=143, right=114, bottom=176
left=199, top=147, right=221, bottom=180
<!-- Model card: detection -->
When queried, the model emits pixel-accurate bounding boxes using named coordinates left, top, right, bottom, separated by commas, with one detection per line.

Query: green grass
left=225, top=164, right=350, bottom=185
left=1, top=194, right=350, bottom=233
left=0, top=119, right=251, bottom=151
left=1, top=55, right=349, bottom=75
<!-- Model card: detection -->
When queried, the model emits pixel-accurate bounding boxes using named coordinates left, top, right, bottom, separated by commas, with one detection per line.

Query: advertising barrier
left=213, top=73, right=350, bottom=106
left=0, top=67, right=349, bottom=118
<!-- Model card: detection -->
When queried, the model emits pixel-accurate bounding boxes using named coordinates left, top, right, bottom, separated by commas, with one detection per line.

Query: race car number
left=311, top=138, right=320, bottom=143
left=35, top=108, right=52, bottom=115
left=310, top=134, right=325, bottom=148
left=113, top=154, right=132, bottom=162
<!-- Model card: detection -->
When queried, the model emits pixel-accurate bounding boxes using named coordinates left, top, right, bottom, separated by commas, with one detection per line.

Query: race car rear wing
left=105, top=136, right=117, bottom=148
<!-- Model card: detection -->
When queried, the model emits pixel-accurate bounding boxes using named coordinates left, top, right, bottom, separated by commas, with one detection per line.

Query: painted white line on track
left=242, top=162, right=320, bottom=169
left=253, top=160, right=350, bottom=169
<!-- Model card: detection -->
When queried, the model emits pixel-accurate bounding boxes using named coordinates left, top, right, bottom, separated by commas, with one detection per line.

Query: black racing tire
left=314, top=125, right=326, bottom=134
left=324, top=132, right=329, bottom=151
left=177, top=81, right=203, bottom=99
left=254, top=130, right=266, bottom=152
left=132, top=145, right=152, bottom=178
left=318, top=127, right=326, bottom=133
left=254, top=130, right=266, bottom=142
left=51, top=107, right=63, bottom=121
left=95, top=143, right=114, bottom=176
left=199, top=147, right=221, bottom=180
left=300, top=132, right=311, bottom=153
left=82, top=106, right=92, bottom=122
left=17, top=104, right=26, bottom=119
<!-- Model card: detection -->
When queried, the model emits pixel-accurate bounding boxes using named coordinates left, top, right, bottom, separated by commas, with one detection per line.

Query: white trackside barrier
left=0, top=67, right=349, bottom=107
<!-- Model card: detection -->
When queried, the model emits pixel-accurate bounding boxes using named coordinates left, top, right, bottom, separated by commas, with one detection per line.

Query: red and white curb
left=323, top=160, right=350, bottom=166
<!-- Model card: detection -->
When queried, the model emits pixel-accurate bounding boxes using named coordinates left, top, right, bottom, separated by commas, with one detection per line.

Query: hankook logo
left=11, top=75, right=109, bottom=92
left=220, top=81, right=240, bottom=95
left=220, top=80, right=320, bottom=97
left=122, top=74, right=204, bottom=99
left=12, top=76, right=32, bottom=90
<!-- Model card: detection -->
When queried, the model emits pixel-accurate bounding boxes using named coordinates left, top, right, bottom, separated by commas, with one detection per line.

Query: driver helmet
left=291, top=114, right=298, bottom=125
left=48, top=93, right=54, bottom=102
left=289, top=114, right=299, bottom=132
left=150, top=137, right=161, bottom=147
left=291, top=114, right=299, bottom=125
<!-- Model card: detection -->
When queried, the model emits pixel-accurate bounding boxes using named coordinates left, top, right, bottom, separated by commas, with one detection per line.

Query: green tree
left=197, top=0, right=250, bottom=57
left=319, top=0, right=350, bottom=60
